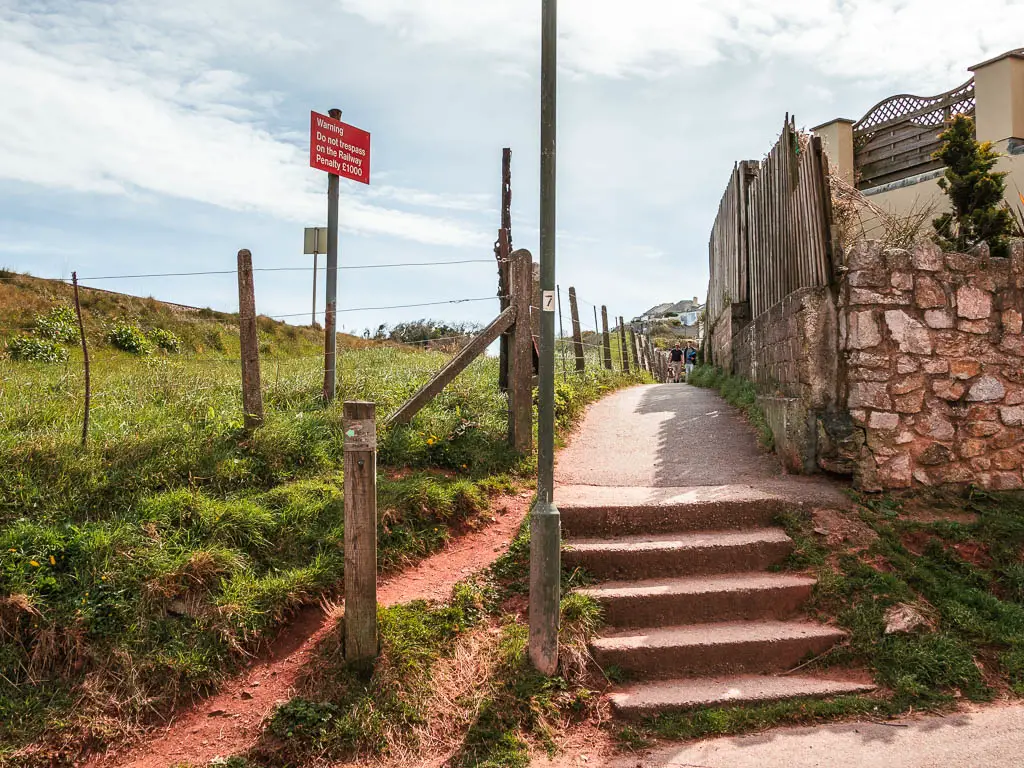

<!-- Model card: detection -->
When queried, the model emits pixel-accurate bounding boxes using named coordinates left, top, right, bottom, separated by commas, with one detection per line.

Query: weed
left=34, top=306, right=79, bottom=344
left=6, top=336, right=68, bottom=363
left=106, top=322, right=152, bottom=354
left=148, top=328, right=182, bottom=353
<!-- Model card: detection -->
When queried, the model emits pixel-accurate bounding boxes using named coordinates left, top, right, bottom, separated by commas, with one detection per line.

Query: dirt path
left=93, top=491, right=532, bottom=768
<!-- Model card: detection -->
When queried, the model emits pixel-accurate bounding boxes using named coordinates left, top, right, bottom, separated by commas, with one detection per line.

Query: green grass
left=240, top=529, right=604, bottom=768
left=685, top=365, right=773, bottom=448
left=0, top=280, right=643, bottom=765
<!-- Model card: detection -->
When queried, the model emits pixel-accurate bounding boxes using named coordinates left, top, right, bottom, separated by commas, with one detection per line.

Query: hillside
left=0, top=270, right=644, bottom=766
left=0, top=270, right=376, bottom=359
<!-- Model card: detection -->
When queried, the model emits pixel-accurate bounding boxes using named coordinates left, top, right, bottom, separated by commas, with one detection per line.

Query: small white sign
left=542, top=290, right=556, bottom=312
left=304, top=227, right=328, bottom=254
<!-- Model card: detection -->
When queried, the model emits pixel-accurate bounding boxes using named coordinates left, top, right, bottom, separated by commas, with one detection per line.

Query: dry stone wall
left=841, top=241, right=1024, bottom=490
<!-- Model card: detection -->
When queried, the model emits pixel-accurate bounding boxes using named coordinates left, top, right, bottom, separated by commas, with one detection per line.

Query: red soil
left=89, top=491, right=533, bottom=768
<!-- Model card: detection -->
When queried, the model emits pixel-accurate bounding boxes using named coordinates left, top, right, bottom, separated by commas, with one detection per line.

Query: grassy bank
left=685, top=365, right=773, bottom=448
left=0, top=282, right=644, bottom=765
left=206, top=522, right=604, bottom=768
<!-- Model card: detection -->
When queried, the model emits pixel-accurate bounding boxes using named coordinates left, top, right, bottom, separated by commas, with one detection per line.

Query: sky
left=2, top=0, right=1023, bottom=335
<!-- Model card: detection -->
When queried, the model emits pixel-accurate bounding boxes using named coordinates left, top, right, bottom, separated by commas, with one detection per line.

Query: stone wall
left=841, top=241, right=1024, bottom=490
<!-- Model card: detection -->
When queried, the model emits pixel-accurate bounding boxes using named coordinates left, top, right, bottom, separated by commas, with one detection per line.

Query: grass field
left=0, top=274, right=645, bottom=765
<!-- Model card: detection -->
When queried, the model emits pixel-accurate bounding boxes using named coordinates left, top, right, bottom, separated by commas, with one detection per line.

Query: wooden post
left=497, top=148, right=512, bottom=393
left=237, top=249, right=264, bottom=430
left=71, top=272, right=90, bottom=447
left=344, top=401, right=378, bottom=664
left=568, top=287, right=585, bottom=372
left=556, top=285, right=567, bottom=381
left=629, top=326, right=640, bottom=375
left=618, top=316, right=630, bottom=373
left=601, top=306, right=612, bottom=371
left=509, top=249, right=533, bottom=454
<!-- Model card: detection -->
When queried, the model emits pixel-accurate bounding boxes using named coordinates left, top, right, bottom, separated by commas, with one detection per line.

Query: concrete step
left=558, top=484, right=792, bottom=538
left=563, top=529, right=793, bottom=580
left=592, top=620, right=846, bottom=679
left=609, top=675, right=876, bottom=720
left=578, top=573, right=817, bottom=628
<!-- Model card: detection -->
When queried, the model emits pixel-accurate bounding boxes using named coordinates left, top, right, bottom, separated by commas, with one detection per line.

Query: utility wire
left=0, top=259, right=495, bottom=283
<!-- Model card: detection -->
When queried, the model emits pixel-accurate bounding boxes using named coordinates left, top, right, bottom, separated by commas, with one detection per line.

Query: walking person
left=668, top=343, right=684, bottom=383
left=684, top=342, right=698, bottom=380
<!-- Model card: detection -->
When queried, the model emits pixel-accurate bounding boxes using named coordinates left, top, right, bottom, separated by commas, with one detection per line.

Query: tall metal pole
left=323, top=108, right=342, bottom=403
left=530, top=0, right=560, bottom=676
left=312, top=251, right=318, bottom=328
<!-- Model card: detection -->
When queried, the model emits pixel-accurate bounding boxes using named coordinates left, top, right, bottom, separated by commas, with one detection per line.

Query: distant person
left=668, top=343, right=684, bottom=383
left=684, top=343, right=698, bottom=378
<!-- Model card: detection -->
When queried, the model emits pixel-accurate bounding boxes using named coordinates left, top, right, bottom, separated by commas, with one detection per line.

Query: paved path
left=596, top=704, right=1024, bottom=768
left=555, top=384, right=849, bottom=507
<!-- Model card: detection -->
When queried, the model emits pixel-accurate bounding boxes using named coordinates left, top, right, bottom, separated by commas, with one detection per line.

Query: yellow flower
left=49, top=556, right=56, bottom=566
left=29, top=560, right=39, bottom=568
left=8, top=548, right=15, bottom=553
left=426, top=438, right=435, bottom=446
left=462, top=464, right=468, bottom=469
left=101, top=575, right=107, bottom=581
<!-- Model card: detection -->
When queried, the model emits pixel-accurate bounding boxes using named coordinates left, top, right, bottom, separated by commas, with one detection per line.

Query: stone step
left=608, top=675, right=876, bottom=720
left=578, top=573, right=817, bottom=627
left=592, top=620, right=846, bottom=679
left=563, top=530, right=793, bottom=580
left=558, top=484, right=791, bottom=538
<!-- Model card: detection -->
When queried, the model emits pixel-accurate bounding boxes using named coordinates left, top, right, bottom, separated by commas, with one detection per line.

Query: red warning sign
left=309, top=111, right=370, bottom=184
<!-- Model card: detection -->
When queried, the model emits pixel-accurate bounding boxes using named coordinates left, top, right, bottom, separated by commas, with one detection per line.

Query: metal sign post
left=308, top=110, right=371, bottom=402
left=529, top=0, right=560, bottom=677
left=304, top=227, right=328, bottom=328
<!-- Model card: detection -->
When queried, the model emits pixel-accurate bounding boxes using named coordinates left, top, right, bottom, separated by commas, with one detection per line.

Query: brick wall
left=841, top=242, right=1024, bottom=490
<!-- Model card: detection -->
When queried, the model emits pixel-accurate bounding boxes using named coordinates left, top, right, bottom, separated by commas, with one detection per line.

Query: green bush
left=34, top=306, right=78, bottom=344
left=6, top=335, right=68, bottom=363
left=147, top=327, right=181, bottom=353
left=106, top=323, right=152, bottom=355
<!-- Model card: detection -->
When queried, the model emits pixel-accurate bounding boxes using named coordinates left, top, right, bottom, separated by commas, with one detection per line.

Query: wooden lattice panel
left=853, top=79, right=975, bottom=190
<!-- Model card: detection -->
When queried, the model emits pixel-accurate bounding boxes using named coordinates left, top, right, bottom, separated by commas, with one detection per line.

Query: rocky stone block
left=968, top=421, right=1003, bottom=437
left=967, top=376, right=1006, bottom=402
left=885, top=310, right=933, bottom=355
left=915, top=275, right=947, bottom=308
left=868, top=411, right=901, bottom=430
left=922, top=359, right=950, bottom=374
left=957, top=286, right=992, bottom=319
left=849, top=382, right=891, bottom=410
left=912, top=242, right=944, bottom=271
left=1004, top=309, right=1023, bottom=335
left=993, top=450, right=1021, bottom=471
left=884, top=249, right=913, bottom=271
left=1006, top=387, right=1024, bottom=406
left=959, top=439, right=987, bottom=458
left=877, top=454, right=912, bottom=487
left=950, top=360, right=981, bottom=380
left=847, top=311, right=882, bottom=350
left=959, top=319, right=991, bottom=335
left=850, top=351, right=889, bottom=368
left=894, top=389, right=926, bottom=414
left=896, top=356, right=920, bottom=374
left=891, top=375, right=925, bottom=395
left=917, top=413, right=955, bottom=441
left=849, top=269, right=887, bottom=288
left=852, top=288, right=908, bottom=306
left=891, top=272, right=914, bottom=291
left=933, top=380, right=967, bottom=401
left=924, top=310, right=955, bottom=329
left=918, top=443, right=955, bottom=466
left=1001, top=406, right=1024, bottom=426
left=988, top=472, right=1024, bottom=490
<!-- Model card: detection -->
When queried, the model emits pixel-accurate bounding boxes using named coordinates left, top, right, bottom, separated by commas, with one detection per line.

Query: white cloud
left=0, top=2, right=488, bottom=248
left=339, top=0, right=1024, bottom=87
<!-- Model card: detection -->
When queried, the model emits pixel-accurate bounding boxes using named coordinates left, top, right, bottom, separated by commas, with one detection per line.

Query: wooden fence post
left=618, top=316, right=630, bottom=373
left=509, top=249, right=534, bottom=454
left=344, top=401, right=378, bottom=664
left=496, top=147, right=513, bottom=392
left=601, top=306, right=612, bottom=371
left=629, top=327, right=640, bottom=374
left=71, top=272, right=90, bottom=446
left=237, top=249, right=264, bottom=430
left=568, top=287, right=585, bottom=372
